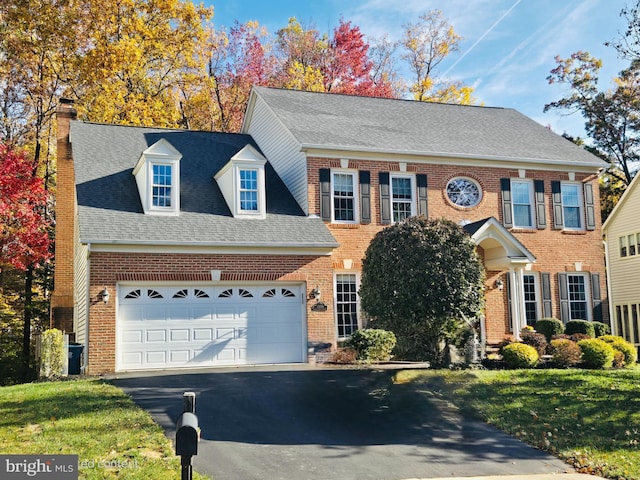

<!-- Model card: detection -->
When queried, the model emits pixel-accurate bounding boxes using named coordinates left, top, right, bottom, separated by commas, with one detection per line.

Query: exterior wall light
left=101, top=287, right=110, bottom=304
left=494, top=278, right=504, bottom=291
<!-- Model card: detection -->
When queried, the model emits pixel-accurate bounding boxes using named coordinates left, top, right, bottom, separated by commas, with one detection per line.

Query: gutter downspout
left=84, top=243, right=91, bottom=374
left=603, top=237, right=615, bottom=334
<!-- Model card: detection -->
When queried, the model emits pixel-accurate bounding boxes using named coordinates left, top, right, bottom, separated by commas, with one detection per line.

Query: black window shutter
left=591, top=272, right=602, bottom=321
left=360, top=171, right=371, bottom=224
left=558, top=273, right=569, bottom=322
left=416, top=174, right=428, bottom=217
left=319, top=168, right=331, bottom=222
left=379, top=172, right=391, bottom=224
left=500, top=179, right=513, bottom=228
left=551, top=181, right=563, bottom=230
left=534, top=180, right=547, bottom=229
left=541, top=272, right=552, bottom=318
left=584, top=183, right=596, bottom=231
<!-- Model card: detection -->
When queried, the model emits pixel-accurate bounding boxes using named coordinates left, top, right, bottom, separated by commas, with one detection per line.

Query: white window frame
left=331, top=171, right=359, bottom=224
left=237, top=167, right=260, bottom=213
left=522, top=273, right=541, bottom=326
left=390, top=174, right=416, bottom=223
left=334, top=272, right=361, bottom=339
left=151, top=162, right=175, bottom=210
left=511, top=179, right=534, bottom=228
left=561, top=182, right=584, bottom=231
left=565, top=273, right=592, bottom=321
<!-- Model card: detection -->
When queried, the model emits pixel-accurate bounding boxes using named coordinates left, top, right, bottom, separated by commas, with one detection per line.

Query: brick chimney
left=50, top=98, right=77, bottom=333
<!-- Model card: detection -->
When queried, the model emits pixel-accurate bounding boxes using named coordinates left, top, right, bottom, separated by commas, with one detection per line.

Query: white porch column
left=509, top=267, right=527, bottom=339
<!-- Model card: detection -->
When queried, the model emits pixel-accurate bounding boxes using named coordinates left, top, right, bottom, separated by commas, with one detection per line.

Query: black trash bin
left=68, top=343, right=84, bottom=375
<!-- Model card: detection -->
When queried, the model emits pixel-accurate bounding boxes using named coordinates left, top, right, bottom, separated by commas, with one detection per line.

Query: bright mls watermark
left=1, top=455, right=78, bottom=479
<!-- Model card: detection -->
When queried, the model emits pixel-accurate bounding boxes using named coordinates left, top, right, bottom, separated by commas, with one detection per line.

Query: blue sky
left=206, top=0, right=629, bottom=139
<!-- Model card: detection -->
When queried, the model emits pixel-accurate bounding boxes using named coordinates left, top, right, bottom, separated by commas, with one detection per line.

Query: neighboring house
left=51, top=87, right=609, bottom=374
left=602, top=172, right=640, bottom=350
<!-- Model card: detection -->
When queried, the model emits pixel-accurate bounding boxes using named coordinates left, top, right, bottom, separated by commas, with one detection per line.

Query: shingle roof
left=250, top=86, right=606, bottom=168
left=70, top=122, right=337, bottom=248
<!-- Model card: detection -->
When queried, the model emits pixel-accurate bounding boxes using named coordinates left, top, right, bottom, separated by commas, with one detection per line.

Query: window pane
left=562, top=184, right=580, bottom=206
left=152, top=164, right=172, bottom=207
left=512, top=181, right=533, bottom=227
left=523, top=274, right=537, bottom=325
left=336, top=274, right=358, bottom=337
left=568, top=275, right=587, bottom=320
left=621, top=236, right=628, bottom=257
left=513, top=205, right=532, bottom=228
left=239, top=169, right=259, bottom=211
left=629, top=235, right=636, bottom=256
left=333, top=173, right=355, bottom=221
left=392, top=176, right=413, bottom=222
left=563, top=206, right=581, bottom=229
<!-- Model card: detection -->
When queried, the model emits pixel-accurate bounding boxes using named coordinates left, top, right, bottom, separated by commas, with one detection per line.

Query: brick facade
left=307, top=156, right=607, bottom=344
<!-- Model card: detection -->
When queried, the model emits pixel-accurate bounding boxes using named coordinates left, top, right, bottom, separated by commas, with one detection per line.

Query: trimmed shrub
left=598, top=335, right=638, bottom=367
left=39, top=328, right=65, bottom=379
left=592, top=321, right=611, bottom=337
left=520, top=331, right=547, bottom=357
left=565, top=320, right=595, bottom=338
left=534, top=318, right=565, bottom=342
left=502, top=343, right=539, bottom=368
left=578, top=338, right=615, bottom=369
left=331, top=347, right=357, bottom=364
left=570, top=333, right=591, bottom=343
left=345, top=328, right=397, bottom=362
left=550, top=339, right=582, bottom=368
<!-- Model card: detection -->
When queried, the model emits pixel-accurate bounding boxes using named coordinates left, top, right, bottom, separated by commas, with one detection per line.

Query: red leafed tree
left=0, top=144, right=51, bottom=271
left=324, top=19, right=395, bottom=98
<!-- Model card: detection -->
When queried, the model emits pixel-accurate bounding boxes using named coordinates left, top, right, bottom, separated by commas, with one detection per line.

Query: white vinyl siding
left=243, top=95, right=309, bottom=213
left=74, top=238, right=89, bottom=345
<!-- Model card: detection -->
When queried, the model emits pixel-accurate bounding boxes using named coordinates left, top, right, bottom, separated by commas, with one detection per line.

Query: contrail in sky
left=443, top=0, right=523, bottom=77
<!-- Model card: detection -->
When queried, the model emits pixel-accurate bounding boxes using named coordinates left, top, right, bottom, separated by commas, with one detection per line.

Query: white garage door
left=116, top=284, right=305, bottom=371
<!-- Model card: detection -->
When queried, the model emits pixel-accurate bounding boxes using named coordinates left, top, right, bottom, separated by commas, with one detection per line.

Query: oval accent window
left=446, top=177, right=482, bottom=207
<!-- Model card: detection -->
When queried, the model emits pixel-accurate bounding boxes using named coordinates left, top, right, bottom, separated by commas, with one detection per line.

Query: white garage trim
left=116, top=283, right=306, bottom=371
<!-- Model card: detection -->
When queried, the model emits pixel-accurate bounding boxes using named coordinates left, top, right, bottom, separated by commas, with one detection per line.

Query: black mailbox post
left=176, top=392, right=198, bottom=480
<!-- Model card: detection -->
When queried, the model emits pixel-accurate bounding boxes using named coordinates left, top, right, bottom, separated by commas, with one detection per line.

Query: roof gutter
left=299, top=143, right=607, bottom=170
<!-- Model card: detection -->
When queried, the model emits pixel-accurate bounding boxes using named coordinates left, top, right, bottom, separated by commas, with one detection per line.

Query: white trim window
left=332, top=171, right=358, bottom=223
left=335, top=273, right=360, bottom=338
left=567, top=273, right=590, bottom=321
left=152, top=163, right=174, bottom=208
left=561, top=183, right=583, bottom=230
left=239, top=168, right=259, bottom=212
left=391, top=174, right=416, bottom=222
left=511, top=180, right=534, bottom=228
left=522, top=273, right=540, bottom=326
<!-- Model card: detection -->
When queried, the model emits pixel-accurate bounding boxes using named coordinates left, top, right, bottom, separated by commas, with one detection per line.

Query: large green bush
left=550, top=338, right=582, bottom=368
left=565, top=320, right=595, bottom=338
left=502, top=343, right=539, bottom=368
left=345, top=329, right=397, bottom=362
left=360, top=217, right=484, bottom=364
left=578, top=338, right=615, bottom=369
left=598, top=335, right=638, bottom=367
left=534, top=318, right=564, bottom=342
left=592, top=321, right=611, bottom=337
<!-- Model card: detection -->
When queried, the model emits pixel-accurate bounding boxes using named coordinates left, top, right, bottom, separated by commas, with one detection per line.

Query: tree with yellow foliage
left=401, top=10, right=477, bottom=105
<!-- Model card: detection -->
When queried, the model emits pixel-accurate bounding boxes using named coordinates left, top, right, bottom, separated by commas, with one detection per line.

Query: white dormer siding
left=133, top=139, right=182, bottom=216
left=214, top=144, right=267, bottom=219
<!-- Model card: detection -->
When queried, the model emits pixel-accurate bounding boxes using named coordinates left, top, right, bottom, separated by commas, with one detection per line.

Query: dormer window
left=215, top=144, right=267, bottom=219
left=239, top=168, right=259, bottom=212
left=133, top=139, right=181, bottom=215
left=152, top=164, right=173, bottom=208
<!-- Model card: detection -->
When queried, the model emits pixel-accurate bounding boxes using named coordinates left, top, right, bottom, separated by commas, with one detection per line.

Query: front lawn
left=397, top=368, right=640, bottom=480
left=0, top=378, right=207, bottom=479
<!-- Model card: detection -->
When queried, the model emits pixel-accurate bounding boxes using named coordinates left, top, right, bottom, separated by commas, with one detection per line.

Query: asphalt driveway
left=113, top=365, right=572, bottom=480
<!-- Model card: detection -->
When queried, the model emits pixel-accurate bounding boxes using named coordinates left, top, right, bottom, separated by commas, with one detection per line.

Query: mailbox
left=176, top=411, right=199, bottom=456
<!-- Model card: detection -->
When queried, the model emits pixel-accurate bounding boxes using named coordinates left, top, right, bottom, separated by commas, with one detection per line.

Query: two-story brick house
left=51, top=87, right=608, bottom=374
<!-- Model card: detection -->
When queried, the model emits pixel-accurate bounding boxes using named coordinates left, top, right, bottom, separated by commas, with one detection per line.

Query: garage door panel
left=117, top=284, right=305, bottom=371
left=146, top=330, right=166, bottom=342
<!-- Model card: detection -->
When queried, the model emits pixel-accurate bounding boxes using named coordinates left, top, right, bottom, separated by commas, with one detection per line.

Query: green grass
left=397, top=368, right=640, bottom=480
left=0, top=378, right=208, bottom=479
